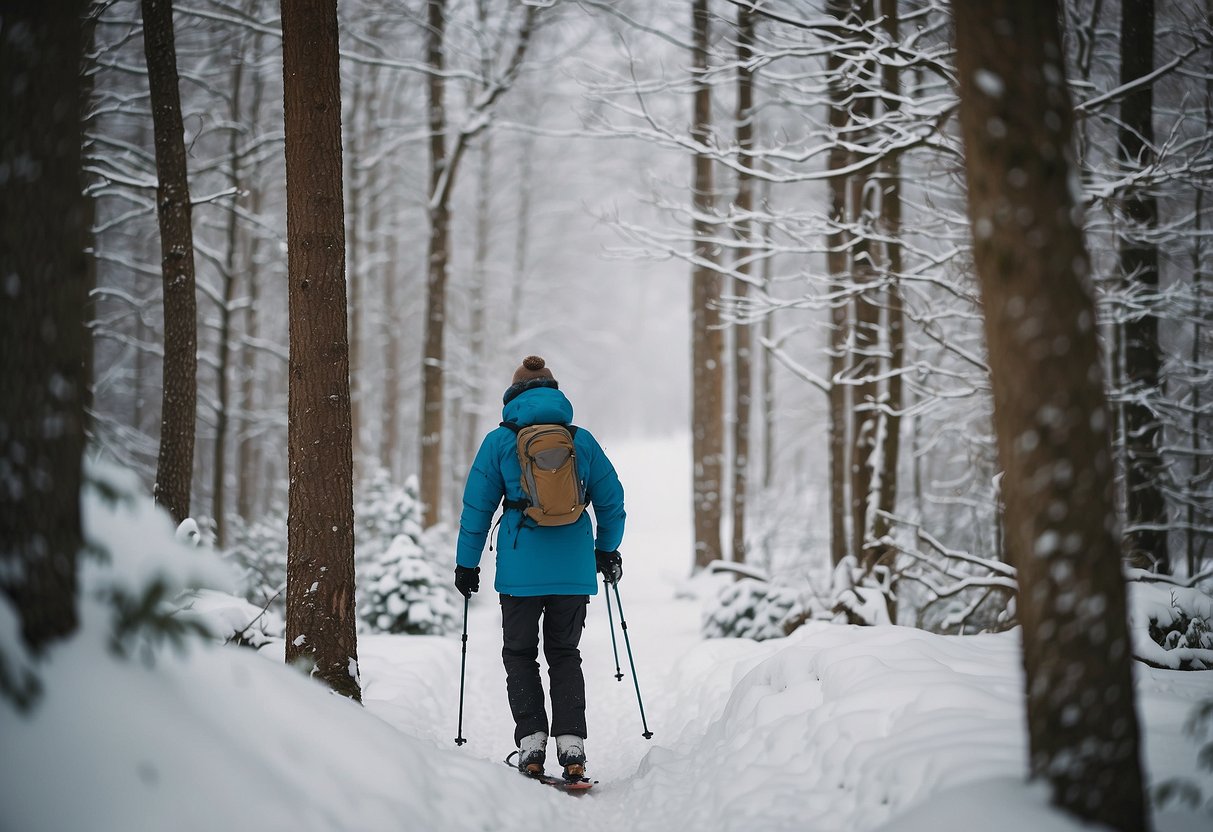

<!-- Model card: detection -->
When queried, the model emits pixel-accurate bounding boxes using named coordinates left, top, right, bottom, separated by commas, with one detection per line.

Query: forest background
left=81, top=0, right=1212, bottom=628
left=3, top=1, right=1213, bottom=828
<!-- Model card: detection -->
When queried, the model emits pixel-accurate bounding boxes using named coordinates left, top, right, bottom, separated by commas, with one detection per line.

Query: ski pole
left=603, top=576, right=624, bottom=681
left=610, top=581, right=653, bottom=739
left=455, top=594, right=469, bottom=746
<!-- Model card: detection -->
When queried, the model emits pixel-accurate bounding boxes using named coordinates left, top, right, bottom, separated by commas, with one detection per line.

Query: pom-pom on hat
left=512, top=355, right=556, bottom=385
left=503, top=355, right=559, bottom=405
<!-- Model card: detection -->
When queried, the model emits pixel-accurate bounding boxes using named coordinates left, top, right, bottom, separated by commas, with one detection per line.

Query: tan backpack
left=501, top=422, right=587, bottom=526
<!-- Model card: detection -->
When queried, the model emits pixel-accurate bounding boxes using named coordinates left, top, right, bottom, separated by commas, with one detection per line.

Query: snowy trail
left=356, top=434, right=1213, bottom=832
left=5, top=438, right=1211, bottom=832
left=362, top=435, right=712, bottom=829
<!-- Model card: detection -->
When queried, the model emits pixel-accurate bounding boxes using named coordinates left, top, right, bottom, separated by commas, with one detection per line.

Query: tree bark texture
left=1118, top=0, right=1167, bottom=573
left=872, top=0, right=904, bottom=577
left=346, top=70, right=366, bottom=475
left=691, top=0, right=724, bottom=570
left=760, top=182, right=776, bottom=492
left=466, top=132, right=493, bottom=470
left=953, top=2, right=1148, bottom=828
left=81, top=4, right=101, bottom=438
left=141, top=0, right=198, bottom=526
left=236, top=29, right=267, bottom=523
left=731, top=3, right=756, bottom=565
left=281, top=0, right=361, bottom=702
left=382, top=228, right=404, bottom=478
left=0, top=0, right=88, bottom=658
left=825, top=0, right=852, bottom=569
left=211, top=30, right=249, bottom=549
left=847, top=0, right=880, bottom=569
left=420, top=0, right=449, bottom=529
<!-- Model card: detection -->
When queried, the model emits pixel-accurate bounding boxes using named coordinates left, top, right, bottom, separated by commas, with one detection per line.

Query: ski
left=520, top=768, right=594, bottom=793
left=503, top=752, right=595, bottom=793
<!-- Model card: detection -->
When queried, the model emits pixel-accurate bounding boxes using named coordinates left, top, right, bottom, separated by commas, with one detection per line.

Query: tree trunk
left=690, top=0, right=724, bottom=570
left=378, top=72, right=410, bottom=478
left=760, top=176, right=776, bottom=492
left=508, top=131, right=535, bottom=340
left=825, top=0, right=851, bottom=568
left=211, top=31, right=248, bottom=549
left=281, top=0, right=361, bottom=702
left=872, top=0, right=904, bottom=579
left=346, top=70, right=366, bottom=476
left=953, top=2, right=1148, bottom=827
left=730, top=3, right=756, bottom=565
left=381, top=226, right=404, bottom=478
left=1118, top=0, right=1167, bottom=573
left=236, top=40, right=266, bottom=523
left=1188, top=183, right=1204, bottom=576
left=847, top=0, right=879, bottom=569
left=466, top=132, right=493, bottom=468
left=142, top=0, right=197, bottom=526
left=0, top=0, right=88, bottom=662
left=81, top=4, right=102, bottom=438
left=420, top=0, right=449, bottom=529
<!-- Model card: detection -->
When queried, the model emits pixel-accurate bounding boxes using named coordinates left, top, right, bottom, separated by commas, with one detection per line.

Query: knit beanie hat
left=504, top=355, right=558, bottom=405
left=512, top=355, right=555, bottom=385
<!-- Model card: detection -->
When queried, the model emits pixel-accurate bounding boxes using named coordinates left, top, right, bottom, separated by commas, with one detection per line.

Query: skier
left=454, top=355, right=626, bottom=781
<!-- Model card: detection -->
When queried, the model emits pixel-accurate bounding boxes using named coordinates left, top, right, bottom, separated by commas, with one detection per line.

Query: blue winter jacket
left=456, top=387, right=626, bottom=596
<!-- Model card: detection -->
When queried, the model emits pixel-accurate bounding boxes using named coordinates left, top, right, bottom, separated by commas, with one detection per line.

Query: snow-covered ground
left=2, top=437, right=1211, bottom=831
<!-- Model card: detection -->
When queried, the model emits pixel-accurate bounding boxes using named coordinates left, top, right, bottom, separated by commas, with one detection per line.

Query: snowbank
left=620, top=623, right=1028, bottom=830
left=0, top=623, right=550, bottom=832
left=3, top=456, right=1210, bottom=831
left=0, top=461, right=563, bottom=832
left=875, top=778, right=1088, bottom=832
left=619, top=622, right=1212, bottom=832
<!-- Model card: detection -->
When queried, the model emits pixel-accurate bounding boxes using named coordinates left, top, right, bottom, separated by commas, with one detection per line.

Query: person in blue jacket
left=454, top=355, right=625, bottom=780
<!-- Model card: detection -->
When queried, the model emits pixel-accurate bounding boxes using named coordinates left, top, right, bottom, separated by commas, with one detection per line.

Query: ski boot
left=517, top=731, right=547, bottom=776
left=556, top=734, right=586, bottom=781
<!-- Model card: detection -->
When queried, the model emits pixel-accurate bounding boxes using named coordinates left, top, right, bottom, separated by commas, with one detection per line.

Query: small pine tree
left=225, top=508, right=288, bottom=616
left=356, top=472, right=459, bottom=636
left=355, top=468, right=424, bottom=567
left=702, top=578, right=804, bottom=641
left=360, top=534, right=459, bottom=635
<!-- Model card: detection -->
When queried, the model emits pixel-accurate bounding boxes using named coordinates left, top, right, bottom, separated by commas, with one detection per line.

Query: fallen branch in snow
left=226, top=586, right=285, bottom=648
left=706, top=559, right=771, bottom=582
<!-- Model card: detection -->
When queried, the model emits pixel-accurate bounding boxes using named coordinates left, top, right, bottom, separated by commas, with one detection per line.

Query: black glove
left=595, top=549, right=623, bottom=584
left=454, top=565, right=480, bottom=598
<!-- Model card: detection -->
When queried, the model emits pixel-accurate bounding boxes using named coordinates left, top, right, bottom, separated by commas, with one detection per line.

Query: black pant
left=500, top=594, right=588, bottom=746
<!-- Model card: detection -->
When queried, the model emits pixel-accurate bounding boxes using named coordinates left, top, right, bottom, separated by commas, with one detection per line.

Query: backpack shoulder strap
left=499, top=421, right=530, bottom=512
left=500, top=420, right=578, bottom=437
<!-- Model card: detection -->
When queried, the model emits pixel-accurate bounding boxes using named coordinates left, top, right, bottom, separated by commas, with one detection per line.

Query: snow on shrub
left=356, top=470, right=459, bottom=636
left=82, top=460, right=237, bottom=662
left=356, top=468, right=425, bottom=565
left=702, top=576, right=804, bottom=641
left=219, top=468, right=459, bottom=637
left=224, top=508, right=288, bottom=618
left=0, top=457, right=238, bottom=708
left=829, top=555, right=894, bottom=627
left=1128, top=575, right=1213, bottom=670
left=178, top=589, right=284, bottom=648
left=360, top=534, right=459, bottom=636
